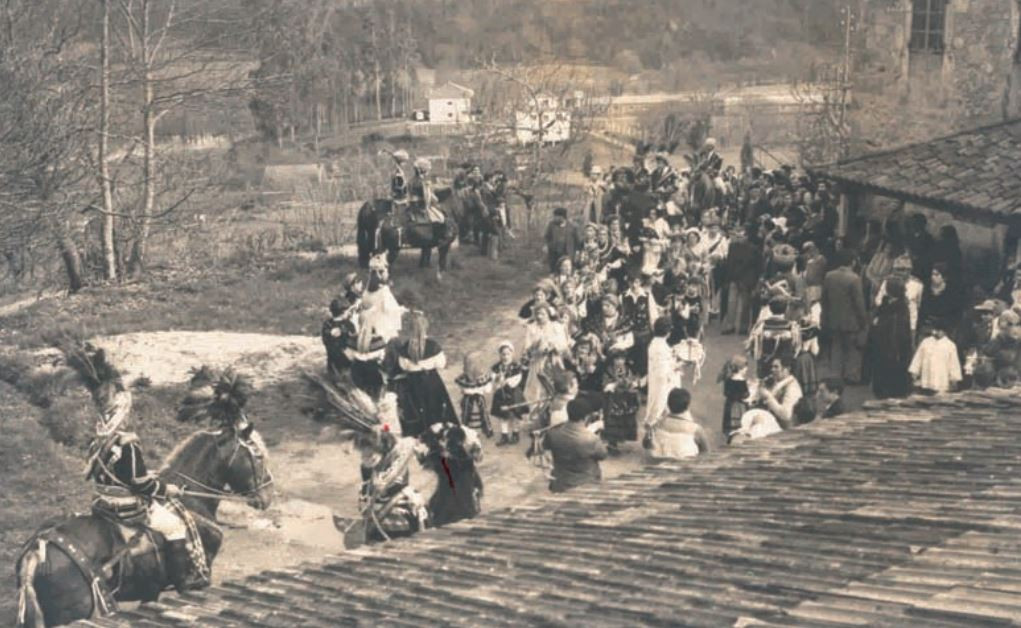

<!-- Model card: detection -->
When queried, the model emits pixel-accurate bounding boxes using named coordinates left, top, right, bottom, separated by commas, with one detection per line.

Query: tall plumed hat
left=177, top=366, right=252, bottom=428
left=302, top=371, right=388, bottom=441
left=58, top=336, right=132, bottom=435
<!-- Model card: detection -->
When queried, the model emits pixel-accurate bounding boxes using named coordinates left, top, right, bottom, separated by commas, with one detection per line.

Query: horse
left=355, top=189, right=461, bottom=275
left=15, top=425, right=274, bottom=628
left=419, top=422, right=483, bottom=528
left=452, top=186, right=487, bottom=247
left=689, top=169, right=722, bottom=219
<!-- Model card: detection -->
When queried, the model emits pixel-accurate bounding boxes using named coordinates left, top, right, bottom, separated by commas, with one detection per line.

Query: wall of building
left=854, top=191, right=1008, bottom=283
left=428, top=97, right=471, bottom=124
left=860, top=0, right=1021, bottom=134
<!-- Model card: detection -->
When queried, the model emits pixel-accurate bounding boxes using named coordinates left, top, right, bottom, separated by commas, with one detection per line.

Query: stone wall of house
left=859, top=0, right=1021, bottom=139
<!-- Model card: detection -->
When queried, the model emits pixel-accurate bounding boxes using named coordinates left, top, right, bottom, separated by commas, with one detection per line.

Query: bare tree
left=99, top=0, right=118, bottom=281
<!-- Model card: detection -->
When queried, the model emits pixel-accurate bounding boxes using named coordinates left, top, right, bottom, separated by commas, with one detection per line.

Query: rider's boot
left=164, top=539, right=193, bottom=593
left=510, top=431, right=520, bottom=445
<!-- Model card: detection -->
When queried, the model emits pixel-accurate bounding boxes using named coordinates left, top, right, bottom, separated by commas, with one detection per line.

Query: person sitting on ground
left=544, top=397, right=608, bottom=493
left=815, top=378, right=846, bottom=420
left=645, top=388, right=712, bottom=460
left=755, top=355, right=803, bottom=430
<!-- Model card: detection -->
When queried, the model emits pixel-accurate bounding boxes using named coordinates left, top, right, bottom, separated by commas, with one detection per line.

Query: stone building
left=859, top=0, right=1021, bottom=132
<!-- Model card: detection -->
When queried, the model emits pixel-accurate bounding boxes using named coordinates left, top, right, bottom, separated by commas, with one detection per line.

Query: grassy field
left=0, top=231, right=550, bottom=623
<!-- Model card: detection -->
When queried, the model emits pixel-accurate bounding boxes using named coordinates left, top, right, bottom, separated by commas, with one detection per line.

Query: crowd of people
left=321, top=138, right=1021, bottom=499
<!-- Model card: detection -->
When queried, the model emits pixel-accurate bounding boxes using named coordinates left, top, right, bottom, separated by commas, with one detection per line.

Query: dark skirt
left=351, top=360, right=384, bottom=400
left=603, top=390, right=639, bottom=442
left=492, top=386, right=526, bottom=419
left=722, top=399, right=749, bottom=435
left=395, top=370, right=459, bottom=438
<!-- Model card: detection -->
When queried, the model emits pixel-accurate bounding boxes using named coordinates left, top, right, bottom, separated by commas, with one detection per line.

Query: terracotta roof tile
left=74, top=387, right=1021, bottom=627
left=809, top=119, right=1021, bottom=218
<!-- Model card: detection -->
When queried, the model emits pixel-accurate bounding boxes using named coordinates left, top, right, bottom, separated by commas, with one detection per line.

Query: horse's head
left=163, top=427, right=274, bottom=513
left=222, top=424, right=274, bottom=510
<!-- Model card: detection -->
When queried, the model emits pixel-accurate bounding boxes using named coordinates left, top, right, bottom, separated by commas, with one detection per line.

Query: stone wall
left=859, top=0, right=1021, bottom=138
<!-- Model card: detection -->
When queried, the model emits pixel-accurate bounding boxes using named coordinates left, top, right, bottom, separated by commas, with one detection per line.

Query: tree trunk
left=99, top=0, right=118, bottom=282
left=129, top=35, right=156, bottom=278
left=57, top=230, right=84, bottom=294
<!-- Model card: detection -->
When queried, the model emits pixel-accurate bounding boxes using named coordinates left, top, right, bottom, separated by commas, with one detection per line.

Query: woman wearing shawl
left=392, top=311, right=458, bottom=438
left=522, top=303, right=571, bottom=410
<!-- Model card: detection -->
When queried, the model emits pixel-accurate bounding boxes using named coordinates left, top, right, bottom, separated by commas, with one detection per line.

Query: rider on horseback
left=408, top=157, right=441, bottom=224
left=695, top=138, right=724, bottom=177
left=390, top=149, right=411, bottom=212
left=69, top=345, right=198, bottom=594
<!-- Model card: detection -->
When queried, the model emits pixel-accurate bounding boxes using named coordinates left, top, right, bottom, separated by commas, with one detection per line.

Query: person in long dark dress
left=601, top=349, right=640, bottom=454
left=919, top=263, right=962, bottom=342
left=868, top=277, right=914, bottom=399
left=393, top=311, right=458, bottom=438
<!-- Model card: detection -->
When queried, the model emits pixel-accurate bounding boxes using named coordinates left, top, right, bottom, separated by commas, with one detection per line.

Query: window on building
left=909, top=0, right=947, bottom=53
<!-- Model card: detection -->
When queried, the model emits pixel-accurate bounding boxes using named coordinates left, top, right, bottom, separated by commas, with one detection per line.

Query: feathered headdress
left=56, top=336, right=131, bottom=435
left=302, top=371, right=385, bottom=441
left=177, top=366, right=252, bottom=428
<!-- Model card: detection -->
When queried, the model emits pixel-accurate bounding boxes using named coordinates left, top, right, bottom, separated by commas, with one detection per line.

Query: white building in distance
left=427, top=81, right=474, bottom=124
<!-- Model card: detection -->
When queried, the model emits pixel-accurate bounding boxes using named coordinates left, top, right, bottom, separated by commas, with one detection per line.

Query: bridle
left=173, top=429, right=274, bottom=501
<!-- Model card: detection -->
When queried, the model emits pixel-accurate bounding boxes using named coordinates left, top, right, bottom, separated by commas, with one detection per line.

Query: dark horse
left=419, top=422, right=483, bottom=528
left=355, top=189, right=461, bottom=274
left=689, top=169, right=722, bottom=220
left=15, top=426, right=274, bottom=628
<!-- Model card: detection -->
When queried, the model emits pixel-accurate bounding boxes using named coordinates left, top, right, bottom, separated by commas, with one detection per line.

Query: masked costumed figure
left=455, top=352, right=493, bottom=438
left=419, top=422, right=484, bottom=527
left=305, top=374, right=429, bottom=546
left=69, top=345, right=204, bottom=593
left=393, top=311, right=458, bottom=438
left=361, top=254, right=406, bottom=344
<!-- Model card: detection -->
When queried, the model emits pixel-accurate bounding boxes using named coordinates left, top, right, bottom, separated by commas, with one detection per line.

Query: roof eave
left=809, top=171, right=1020, bottom=225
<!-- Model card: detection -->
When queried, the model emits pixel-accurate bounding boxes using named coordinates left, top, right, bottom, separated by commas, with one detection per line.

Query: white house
left=427, top=81, right=474, bottom=124
left=514, top=93, right=572, bottom=145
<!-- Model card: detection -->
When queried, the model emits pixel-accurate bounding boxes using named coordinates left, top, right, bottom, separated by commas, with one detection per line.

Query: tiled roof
left=78, top=388, right=1021, bottom=627
left=809, top=119, right=1021, bottom=219
left=428, top=81, right=474, bottom=100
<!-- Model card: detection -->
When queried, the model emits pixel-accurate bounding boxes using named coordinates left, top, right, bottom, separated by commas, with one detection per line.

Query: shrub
left=40, top=396, right=92, bottom=449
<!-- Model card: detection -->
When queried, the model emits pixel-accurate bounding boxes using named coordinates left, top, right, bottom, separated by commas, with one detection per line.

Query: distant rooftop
left=79, top=386, right=1021, bottom=627
left=810, top=119, right=1021, bottom=220
left=428, top=81, right=475, bottom=100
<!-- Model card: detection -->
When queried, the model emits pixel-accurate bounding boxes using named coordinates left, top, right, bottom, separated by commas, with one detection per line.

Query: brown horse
left=15, top=426, right=273, bottom=627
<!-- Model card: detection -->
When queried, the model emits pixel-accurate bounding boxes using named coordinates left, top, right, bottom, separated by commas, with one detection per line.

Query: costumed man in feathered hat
left=696, top=137, right=723, bottom=177
left=304, top=373, right=429, bottom=546
left=68, top=343, right=202, bottom=593
left=649, top=149, right=680, bottom=212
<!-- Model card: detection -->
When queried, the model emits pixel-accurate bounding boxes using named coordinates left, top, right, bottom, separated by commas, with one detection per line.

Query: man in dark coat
left=543, top=398, right=607, bottom=493
left=544, top=207, right=581, bottom=273
left=821, top=249, right=868, bottom=384
left=721, top=223, right=762, bottom=335
left=816, top=378, right=846, bottom=419
left=622, top=183, right=658, bottom=249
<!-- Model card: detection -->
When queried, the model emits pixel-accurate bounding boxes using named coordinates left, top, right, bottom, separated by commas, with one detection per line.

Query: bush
left=40, top=396, right=92, bottom=449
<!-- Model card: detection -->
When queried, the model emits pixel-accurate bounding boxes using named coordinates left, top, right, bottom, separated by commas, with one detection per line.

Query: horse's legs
left=386, top=248, right=398, bottom=267
left=419, top=247, right=432, bottom=268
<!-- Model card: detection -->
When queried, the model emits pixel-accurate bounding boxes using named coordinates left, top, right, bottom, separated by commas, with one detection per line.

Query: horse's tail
left=16, top=547, right=45, bottom=628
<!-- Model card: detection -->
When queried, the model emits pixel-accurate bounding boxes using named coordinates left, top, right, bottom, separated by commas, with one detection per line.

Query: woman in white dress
left=361, top=255, right=406, bottom=343
left=644, top=317, right=681, bottom=426
left=522, top=304, right=571, bottom=408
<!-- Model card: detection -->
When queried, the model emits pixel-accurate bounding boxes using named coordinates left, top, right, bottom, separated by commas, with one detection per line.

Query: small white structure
left=427, top=81, right=474, bottom=125
left=514, top=94, right=572, bottom=145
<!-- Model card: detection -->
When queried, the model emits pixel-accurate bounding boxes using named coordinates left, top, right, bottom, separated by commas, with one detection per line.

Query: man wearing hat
left=695, top=138, right=723, bottom=177
left=821, top=249, right=868, bottom=384
left=650, top=150, right=679, bottom=204
left=389, top=149, right=411, bottom=211
left=544, top=207, right=582, bottom=273
left=542, top=397, right=608, bottom=493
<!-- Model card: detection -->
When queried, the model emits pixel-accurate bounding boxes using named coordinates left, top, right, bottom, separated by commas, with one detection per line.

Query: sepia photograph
left=3, top=0, right=1021, bottom=625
